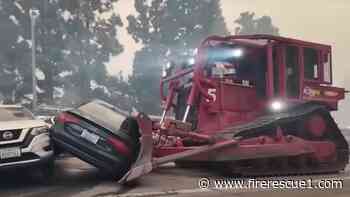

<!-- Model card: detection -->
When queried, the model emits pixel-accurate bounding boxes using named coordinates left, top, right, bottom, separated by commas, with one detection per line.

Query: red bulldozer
left=52, top=35, right=349, bottom=183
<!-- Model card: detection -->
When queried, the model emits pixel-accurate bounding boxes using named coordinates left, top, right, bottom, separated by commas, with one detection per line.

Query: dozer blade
left=118, top=113, right=241, bottom=183
left=118, top=113, right=154, bottom=183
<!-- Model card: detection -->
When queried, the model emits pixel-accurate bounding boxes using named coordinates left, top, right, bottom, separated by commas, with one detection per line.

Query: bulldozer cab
left=161, top=35, right=344, bottom=133
left=197, top=35, right=336, bottom=100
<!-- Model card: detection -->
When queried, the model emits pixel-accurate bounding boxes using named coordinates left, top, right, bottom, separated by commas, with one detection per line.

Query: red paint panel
left=220, top=83, right=258, bottom=112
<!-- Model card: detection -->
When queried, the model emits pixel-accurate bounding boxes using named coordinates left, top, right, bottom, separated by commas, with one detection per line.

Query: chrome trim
left=0, top=159, right=40, bottom=167
left=182, top=105, right=191, bottom=122
left=0, top=128, right=30, bottom=145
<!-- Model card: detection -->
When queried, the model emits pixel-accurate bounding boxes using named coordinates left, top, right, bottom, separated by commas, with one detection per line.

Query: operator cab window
left=304, top=47, right=319, bottom=80
left=205, top=44, right=263, bottom=83
left=285, top=46, right=299, bottom=97
left=323, top=51, right=332, bottom=83
left=205, top=43, right=266, bottom=98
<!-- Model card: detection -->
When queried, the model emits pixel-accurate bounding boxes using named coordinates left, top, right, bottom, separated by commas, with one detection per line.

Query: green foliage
left=127, top=0, right=228, bottom=114
left=235, top=11, right=279, bottom=35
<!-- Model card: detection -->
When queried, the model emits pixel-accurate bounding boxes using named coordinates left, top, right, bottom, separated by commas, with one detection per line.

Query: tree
left=0, top=1, right=26, bottom=103
left=59, top=0, right=124, bottom=104
left=0, top=0, right=68, bottom=104
left=127, top=0, right=228, bottom=114
left=0, top=0, right=124, bottom=106
left=234, top=11, right=279, bottom=35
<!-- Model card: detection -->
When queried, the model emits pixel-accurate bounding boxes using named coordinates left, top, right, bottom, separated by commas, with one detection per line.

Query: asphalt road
left=0, top=156, right=349, bottom=197
left=0, top=157, right=121, bottom=197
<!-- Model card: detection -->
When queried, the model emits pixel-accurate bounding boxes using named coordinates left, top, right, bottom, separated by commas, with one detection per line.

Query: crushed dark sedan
left=51, top=100, right=141, bottom=180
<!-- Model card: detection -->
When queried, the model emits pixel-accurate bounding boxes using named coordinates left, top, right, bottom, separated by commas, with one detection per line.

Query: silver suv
left=0, top=105, right=54, bottom=178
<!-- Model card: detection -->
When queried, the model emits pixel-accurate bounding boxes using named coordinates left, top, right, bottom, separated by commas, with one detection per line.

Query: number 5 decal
left=206, top=88, right=217, bottom=102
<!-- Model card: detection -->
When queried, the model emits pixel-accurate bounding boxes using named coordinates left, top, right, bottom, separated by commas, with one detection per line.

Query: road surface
left=0, top=156, right=349, bottom=197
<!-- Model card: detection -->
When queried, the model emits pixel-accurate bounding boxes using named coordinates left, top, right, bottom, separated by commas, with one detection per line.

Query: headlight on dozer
left=31, top=127, right=48, bottom=136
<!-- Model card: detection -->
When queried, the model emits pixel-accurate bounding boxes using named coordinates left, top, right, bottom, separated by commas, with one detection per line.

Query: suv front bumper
left=0, top=133, right=54, bottom=169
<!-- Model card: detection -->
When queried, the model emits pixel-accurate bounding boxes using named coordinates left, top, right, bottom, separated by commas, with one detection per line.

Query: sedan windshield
left=76, top=100, right=127, bottom=134
left=0, top=106, right=35, bottom=121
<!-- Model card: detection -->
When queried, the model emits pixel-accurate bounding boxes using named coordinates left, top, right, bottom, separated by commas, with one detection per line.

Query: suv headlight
left=31, top=127, right=48, bottom=136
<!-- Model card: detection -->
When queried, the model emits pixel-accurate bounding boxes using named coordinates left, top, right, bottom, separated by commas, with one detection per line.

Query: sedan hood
left=0, top=120, right=47, bottom=130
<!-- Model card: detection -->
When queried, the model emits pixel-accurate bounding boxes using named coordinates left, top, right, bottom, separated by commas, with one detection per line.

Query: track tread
left=215, top=103, right=348, bottom=176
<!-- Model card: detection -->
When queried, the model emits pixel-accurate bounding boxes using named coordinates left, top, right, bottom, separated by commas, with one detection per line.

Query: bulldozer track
left=218, top=103, right=329, bottom=137
left=214, top=103, right=349, bottom=176
left=175, top=103, right=349, bottom=176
